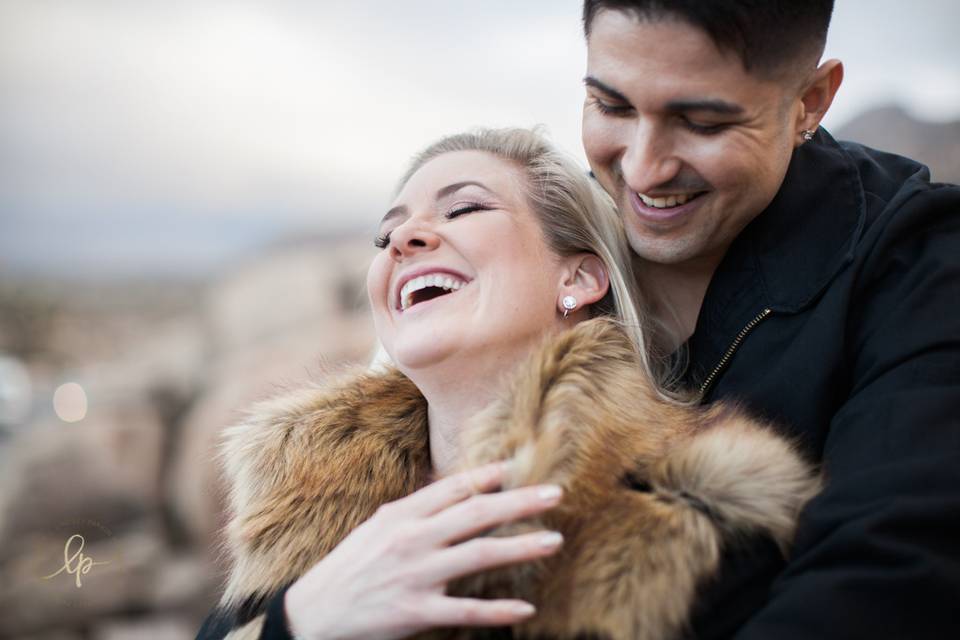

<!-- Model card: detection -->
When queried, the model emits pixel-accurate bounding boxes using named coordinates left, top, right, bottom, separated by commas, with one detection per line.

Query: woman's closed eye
left=373, top=202, right=492, bottom=249
left=445, top=201, right=491, bottom=219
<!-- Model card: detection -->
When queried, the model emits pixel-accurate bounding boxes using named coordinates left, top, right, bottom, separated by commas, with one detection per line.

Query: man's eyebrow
left=583, top=76, right=629, bottom=103
left=664, top=99, right=744, bottom=115
left=585, top=76, right=744, bottom=116
left=379, top=181, right=492, bottom=226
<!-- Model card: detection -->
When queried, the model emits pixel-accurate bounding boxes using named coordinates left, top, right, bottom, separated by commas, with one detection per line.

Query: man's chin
left=624, top=230, right=702, bottom=267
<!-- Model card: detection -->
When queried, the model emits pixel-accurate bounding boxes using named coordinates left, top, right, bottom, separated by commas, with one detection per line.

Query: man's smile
left=635, top=191, right=707, bottom=209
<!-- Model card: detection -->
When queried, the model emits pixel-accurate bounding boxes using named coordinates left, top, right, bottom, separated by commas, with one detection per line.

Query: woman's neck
left=406, top=350, right=528, bottom=477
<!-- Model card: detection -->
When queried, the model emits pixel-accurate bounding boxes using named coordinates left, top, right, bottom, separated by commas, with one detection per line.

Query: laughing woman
left=196, top=128, right=820, bottom=640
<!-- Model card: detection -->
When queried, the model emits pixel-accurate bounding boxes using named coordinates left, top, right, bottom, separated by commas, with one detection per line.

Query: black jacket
left=687, top=129, right=960, bottom=639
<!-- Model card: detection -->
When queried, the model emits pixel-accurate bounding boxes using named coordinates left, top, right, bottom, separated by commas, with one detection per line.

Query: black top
left=195, top=583, right=295, bottom=639
left=686, top=129, right=960, bottom=638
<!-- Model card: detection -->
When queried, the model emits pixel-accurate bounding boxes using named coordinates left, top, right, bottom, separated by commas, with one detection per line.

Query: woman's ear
left=558, top=253, right=610, bottom=313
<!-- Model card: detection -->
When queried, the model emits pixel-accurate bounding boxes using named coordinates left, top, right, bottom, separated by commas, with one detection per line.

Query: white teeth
left=638, top=192, right=696, bottom=209
left=399, top=272, right=468, bottom=310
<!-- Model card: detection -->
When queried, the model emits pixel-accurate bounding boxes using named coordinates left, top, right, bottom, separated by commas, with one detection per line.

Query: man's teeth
left=637, top=192, right=698, bottom=208
left=400, top=273, right=466, bottom=311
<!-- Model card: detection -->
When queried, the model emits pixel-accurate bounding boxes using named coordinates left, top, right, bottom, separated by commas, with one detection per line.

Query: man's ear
left=795, top=58, right=844, bottom=144
left=560, top=253, right=610, bottom=309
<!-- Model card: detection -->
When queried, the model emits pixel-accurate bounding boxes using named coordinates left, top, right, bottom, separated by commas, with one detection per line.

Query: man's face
left=582, top=11, right=802, bottom=269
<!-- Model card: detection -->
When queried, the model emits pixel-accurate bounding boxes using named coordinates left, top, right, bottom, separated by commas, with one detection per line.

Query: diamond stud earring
left=562, top=295, right=578, bottom=318
left=802, top=129, right=816, bottom=141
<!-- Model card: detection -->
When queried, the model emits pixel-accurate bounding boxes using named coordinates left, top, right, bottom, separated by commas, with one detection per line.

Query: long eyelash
left=374, top=202, right=488, bottom=248
left=445, top=202, right=490, bottom=219
left=592, top=98, right=631, bottom=116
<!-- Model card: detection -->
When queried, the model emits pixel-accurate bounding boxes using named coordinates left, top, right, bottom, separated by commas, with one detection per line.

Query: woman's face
left=367, top=150, right=570, bottom=374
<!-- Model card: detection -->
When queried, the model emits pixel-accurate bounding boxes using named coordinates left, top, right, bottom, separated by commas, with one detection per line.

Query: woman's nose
left=389, top=220, right=441, bottom=259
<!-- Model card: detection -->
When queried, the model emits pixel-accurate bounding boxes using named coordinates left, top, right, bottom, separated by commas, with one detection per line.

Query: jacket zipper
left=699, top=308, right=773, bottom=395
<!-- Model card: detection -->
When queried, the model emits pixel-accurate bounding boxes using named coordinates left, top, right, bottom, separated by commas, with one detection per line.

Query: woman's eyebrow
left=380, top=205, right=407, bottom=227
left=436, top=180, right=493, bottom=199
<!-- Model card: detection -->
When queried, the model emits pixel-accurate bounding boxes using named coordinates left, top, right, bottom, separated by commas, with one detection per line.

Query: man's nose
left=389, top=220, right=441, bottom=259
left=619, top=122, right=681, bottom=194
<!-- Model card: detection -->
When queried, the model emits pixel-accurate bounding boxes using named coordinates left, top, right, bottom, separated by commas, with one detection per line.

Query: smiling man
left=580, top=1, right=960, bottom=638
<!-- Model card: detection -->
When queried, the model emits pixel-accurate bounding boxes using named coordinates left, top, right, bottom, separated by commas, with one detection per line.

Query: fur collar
left=214, top=318, right=820, bottom=640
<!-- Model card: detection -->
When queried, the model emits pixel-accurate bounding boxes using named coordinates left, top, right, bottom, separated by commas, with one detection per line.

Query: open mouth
left=398, top=273, right=467, bottom=311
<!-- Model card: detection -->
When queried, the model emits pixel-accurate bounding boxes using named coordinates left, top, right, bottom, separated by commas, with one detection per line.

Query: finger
left=391, top=461, right=507, bottom=518
left=422, top=530, right=564, bottom=583
left=422, top=484, right=563, bottom=546
left=421, top=595, right=537, bottom=628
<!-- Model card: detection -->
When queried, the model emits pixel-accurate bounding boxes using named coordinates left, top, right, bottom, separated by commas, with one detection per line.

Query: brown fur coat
left=209, top=318, right=820, bottom=640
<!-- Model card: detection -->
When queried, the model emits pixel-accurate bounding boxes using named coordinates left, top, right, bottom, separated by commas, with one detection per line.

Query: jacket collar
left=685, top=128, right=866, bottom=388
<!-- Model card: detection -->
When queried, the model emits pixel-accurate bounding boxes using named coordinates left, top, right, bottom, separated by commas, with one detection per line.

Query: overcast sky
left=2, top=0, right=958, bottom=278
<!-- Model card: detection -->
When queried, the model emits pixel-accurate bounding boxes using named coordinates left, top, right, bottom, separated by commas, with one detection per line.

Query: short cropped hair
left=582, top=0, right=834, bottom=78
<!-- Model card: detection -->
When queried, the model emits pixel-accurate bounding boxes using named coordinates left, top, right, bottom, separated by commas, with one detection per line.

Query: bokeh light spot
left=53, top=383, right=88, bottom=423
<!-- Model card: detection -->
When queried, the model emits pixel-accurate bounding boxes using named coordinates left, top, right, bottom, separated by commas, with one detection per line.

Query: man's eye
left=445, top=203, right=489, bottom=219
left=592, top=97, right=632, bottom=116
left=680, top=117, right=728, bottom=135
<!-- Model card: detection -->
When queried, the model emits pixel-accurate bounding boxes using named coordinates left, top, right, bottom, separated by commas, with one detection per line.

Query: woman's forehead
left=394, top=151, right=525, bottom=205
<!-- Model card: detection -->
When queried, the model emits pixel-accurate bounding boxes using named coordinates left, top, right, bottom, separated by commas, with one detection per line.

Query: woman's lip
left=397, top=283, right=466, bottom=315
left=628, top=190, right=706, bottom=224
left=393, top=267, right=472, bottom=311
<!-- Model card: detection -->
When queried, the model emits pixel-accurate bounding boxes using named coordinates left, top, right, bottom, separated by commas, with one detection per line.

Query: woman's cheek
left=366, top=254, right=391, bottom=313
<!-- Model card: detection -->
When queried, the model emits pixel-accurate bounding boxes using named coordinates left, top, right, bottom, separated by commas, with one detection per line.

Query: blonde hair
left=398, top=127, right=690, bottom=403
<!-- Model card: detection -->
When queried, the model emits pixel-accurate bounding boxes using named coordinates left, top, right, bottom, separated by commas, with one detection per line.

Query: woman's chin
left=388, top=342, right=456, bottom=374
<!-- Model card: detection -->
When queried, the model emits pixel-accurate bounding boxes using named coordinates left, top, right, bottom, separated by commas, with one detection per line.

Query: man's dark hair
left=582, top=0, right=834, bottom=78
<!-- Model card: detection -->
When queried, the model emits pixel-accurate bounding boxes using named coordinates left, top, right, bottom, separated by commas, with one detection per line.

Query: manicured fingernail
left=538, top=485, right=562, bottom=501
left=511, top=602, right=536, bottom=617
left=539, top=531, right=563, bottom=548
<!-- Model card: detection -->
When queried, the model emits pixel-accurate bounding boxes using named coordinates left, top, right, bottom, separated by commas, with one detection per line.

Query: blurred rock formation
left=0, top=236, right=376, bottom=639
left=834, top=104, right=960, bottom=185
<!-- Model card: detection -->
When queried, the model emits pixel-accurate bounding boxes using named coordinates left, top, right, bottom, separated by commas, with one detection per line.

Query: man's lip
left=627, top=189, right=707, bottom=223
left=393, top=267, right=472, bottom=311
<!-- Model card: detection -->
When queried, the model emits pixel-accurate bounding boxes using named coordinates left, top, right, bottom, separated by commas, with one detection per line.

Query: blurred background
left=1, top=1, right=958, bottom=638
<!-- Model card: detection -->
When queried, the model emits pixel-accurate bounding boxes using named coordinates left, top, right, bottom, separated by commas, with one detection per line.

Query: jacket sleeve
left=260, top=585, right=297, bottom=639
left=194, top=584, right=296, bottom=640
left=734, top=187, right=960, bottom=638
